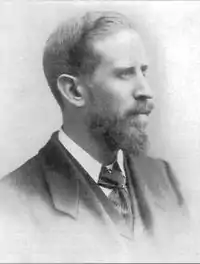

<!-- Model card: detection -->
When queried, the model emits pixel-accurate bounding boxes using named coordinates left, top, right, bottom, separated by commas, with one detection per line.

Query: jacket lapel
left=39, top=132, right=103, bottom=219
left=124, top=153, right=154, bottom=234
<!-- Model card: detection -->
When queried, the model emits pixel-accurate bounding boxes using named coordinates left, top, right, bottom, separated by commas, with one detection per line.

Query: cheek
left=90, top=78, right=136, bottom=115
left=107, top=81, right=136, bottom=115
left=89, top=83, right=117, bottom=113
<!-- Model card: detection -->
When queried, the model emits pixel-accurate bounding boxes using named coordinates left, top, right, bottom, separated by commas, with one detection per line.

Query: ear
left=57, top=74, right=85, bottom=107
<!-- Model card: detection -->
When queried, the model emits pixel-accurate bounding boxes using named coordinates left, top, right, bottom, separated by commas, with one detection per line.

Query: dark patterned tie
left=98, top=161, right=133, bottom=228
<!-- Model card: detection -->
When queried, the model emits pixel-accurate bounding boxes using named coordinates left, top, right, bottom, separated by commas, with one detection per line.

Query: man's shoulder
left=0, top=131, right=78, bottom=217
left=135, top=154, right=172, bottom=173
left=0, top=154, right=43, bottom=195
left=0, top=154, right=47, bottom=219
left=0, top=131, right=60, bottom=195
left=138, top=155, right=182, bottom=195
left=126, top=153, right=185, bottom=208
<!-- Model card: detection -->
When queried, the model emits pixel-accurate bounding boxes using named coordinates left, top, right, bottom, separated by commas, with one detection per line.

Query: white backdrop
left=1, top=0, right=200, bottom=229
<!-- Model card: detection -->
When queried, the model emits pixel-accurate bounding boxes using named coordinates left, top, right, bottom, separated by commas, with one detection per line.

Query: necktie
left=98, top=161, right=134, bottom=228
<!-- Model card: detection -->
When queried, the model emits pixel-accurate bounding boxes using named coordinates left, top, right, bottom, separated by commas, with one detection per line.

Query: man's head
left=43, top=11, right=154, bottom=156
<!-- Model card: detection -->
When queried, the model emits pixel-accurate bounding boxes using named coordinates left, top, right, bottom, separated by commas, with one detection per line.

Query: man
left=0, top=10, right=187, bottom=262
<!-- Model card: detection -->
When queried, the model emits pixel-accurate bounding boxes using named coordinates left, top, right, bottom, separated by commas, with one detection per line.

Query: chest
left=7, top=200, right=133, bottom=262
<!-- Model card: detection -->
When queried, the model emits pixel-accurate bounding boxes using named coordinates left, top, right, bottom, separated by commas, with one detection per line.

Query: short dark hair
left=43, top=11, right=135, bottom=108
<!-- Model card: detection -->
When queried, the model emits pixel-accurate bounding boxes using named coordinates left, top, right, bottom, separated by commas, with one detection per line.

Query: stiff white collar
left=58, top=128, right=125, bottom=183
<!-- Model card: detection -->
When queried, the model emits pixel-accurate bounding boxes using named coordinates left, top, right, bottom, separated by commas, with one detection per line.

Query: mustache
left=127, top=101, right=154, bottom=116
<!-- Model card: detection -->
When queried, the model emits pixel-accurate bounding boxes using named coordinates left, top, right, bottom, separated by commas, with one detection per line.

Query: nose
left=133, top=74, right=154, bottom=101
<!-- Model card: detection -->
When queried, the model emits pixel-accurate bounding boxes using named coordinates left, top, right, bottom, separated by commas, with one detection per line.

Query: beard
left=88, top=109, right=149, bottom=156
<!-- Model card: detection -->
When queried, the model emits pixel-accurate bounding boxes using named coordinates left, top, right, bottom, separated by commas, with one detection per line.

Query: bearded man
left=0, top=11, right=187, bottom=262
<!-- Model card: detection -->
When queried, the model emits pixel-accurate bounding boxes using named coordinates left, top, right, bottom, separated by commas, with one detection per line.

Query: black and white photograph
left=0, top=0, right=200, bottom=262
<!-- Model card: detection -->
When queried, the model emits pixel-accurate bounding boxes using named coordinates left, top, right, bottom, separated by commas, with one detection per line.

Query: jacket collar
left=39, top=132, right=81, bottom=219
left=39, top=131, right=119, bottom=219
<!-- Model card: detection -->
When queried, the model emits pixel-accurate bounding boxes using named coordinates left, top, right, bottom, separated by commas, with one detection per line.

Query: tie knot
left=98, top=161, right=126, bottom=189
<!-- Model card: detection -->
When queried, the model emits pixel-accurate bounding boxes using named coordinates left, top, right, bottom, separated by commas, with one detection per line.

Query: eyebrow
left=113, top=64, right=148, bottom=74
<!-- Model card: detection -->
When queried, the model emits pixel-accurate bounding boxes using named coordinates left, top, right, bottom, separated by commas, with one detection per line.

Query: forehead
left=92, top=29, right=147, bottom=67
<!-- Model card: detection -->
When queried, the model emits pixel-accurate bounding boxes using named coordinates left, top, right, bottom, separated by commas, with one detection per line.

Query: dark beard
left=88, top=112, right=149, bottom=156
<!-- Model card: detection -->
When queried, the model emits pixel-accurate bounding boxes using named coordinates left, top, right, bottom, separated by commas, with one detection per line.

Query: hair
left=43, top=11, right=135, bottom=109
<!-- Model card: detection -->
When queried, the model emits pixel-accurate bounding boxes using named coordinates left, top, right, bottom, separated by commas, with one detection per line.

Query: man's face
left=85, top=29, right=154, bottom=155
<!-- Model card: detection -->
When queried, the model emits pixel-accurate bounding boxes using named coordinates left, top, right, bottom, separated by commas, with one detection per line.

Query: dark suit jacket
left=0, top=132, right=188, bottom=262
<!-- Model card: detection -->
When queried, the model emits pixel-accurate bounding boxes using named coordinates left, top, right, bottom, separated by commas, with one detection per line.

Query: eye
left=141, top=65, right=148, bottom=77
left=117, top=68, right=135, bottom=79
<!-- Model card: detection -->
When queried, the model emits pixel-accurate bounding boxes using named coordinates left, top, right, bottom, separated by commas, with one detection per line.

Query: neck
left=62, top=122, right=118, bottom=166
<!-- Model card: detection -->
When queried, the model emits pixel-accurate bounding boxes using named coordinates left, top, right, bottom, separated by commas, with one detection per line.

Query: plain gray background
left=1, top=0, right=200, bottom=244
